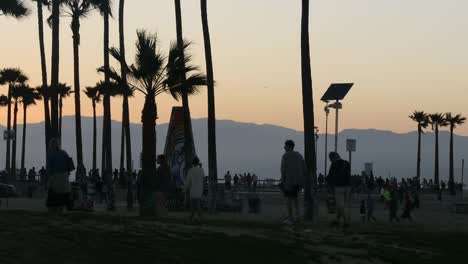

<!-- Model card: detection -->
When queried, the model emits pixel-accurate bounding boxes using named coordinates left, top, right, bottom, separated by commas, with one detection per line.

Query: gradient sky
left=1, top=0, right=467, bottom=135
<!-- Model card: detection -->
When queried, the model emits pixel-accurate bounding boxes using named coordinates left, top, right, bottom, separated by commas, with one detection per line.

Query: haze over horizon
left=1, top=0, right=467, bottom=135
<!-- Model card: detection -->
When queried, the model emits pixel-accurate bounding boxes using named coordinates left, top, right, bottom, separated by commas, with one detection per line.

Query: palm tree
left=57, top=83, right=72, bottom=137
left=84, top=84, right=102, bottom=177
left=0, top=0, right=29, bottom=18
left=11, top=84, right=28, bottom=180
left=200, top=0, right=218, bottom=211
left=50, top=0, right=61, bottom=140
left=109, top=30, right=206, bottom=216
left=20, top=87, right=41, bottom=174
left=174, top=0, right=195, bottom=176
left=300, top=0, right=317, bottom=221
left=63, top=0, right=101, bottom=177
left=0, top=68, right=28, bottom=181
left=429, top=113, right=448, bottom=187
left=445, top=113, right=466, bottom=195
left=33, top=0, right=51, bottom=157
left=409, top=111, right=430, bottom=185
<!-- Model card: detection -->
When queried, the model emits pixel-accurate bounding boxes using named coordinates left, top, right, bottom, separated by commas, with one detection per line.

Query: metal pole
left=349, top=151, right=352, bottom=173
left=324, top=106, right=329, bottom=175
left=462, top=159, right=465, bottom=200
left=334, top=100, right=339, bottom=153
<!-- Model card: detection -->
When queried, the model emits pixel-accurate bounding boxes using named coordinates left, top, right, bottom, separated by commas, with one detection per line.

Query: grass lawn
left=0, top=210, right=467, bottom=263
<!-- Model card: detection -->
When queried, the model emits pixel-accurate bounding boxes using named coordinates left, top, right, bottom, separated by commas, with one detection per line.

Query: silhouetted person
left=328, top=152, right=351, bottom=227
left=280, top=140, right=306, bottom=225
left=28, top=167, right=36, bottom=182
left=185, top=157, right=205, bottom=224
left=224, top=171, right=232, bottom=190
left=155, top=155, right=171, bottom=218
left=46, top=138, right=74, bottom=214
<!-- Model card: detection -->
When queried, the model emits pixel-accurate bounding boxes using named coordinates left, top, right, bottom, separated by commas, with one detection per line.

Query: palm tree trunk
left=11, top=100, right=18, bottom=181
left=301, top=0, right=317, bottom=221
left=119, top=109, right=125, bottom=172
left=92, top=101, right=97, bottom=176
left=20, top=104, right=27, bottom=174
left=50, top=0, right=60, bottom=139
left=72, top=15, right=84, bottom=174
left=140, top=92, right=157, bottom=217
left=416, top=126, right=422, bottom=186
left=5, top=84, right=12, bottom=179
left=36, top=0, right=51, bottom=153
left=103, top=7, right=112, bottom=187
left=201, top=0, right=218, bottom=211
left=59, top=95, right=63, bottom=139
left=174, top=0, right=194, bottom=176
left=449, top=126, right=455, bottom=195
left=434, top=125, right=439, bottom=187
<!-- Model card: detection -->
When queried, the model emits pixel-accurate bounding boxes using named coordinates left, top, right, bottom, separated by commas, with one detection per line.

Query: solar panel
left=320, top=83, right=354, bottom=102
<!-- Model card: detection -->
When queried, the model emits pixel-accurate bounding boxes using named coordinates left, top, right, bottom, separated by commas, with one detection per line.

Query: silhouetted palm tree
left=11, top=84, right=28, bottom=180
left=174, top=0, right=195, bottom=175
left=91, top=0, right=113, bottom=187
left=109, top=30, right=206, bottom=216
left=446, top=113, right=466, bottom=195
left=429, top=113, right=448, bottom=187
left=20, top=87, right=41, bottom=173
left=50, top=0, right=60, bottom=139
left=200, top=0, right=218, bottom=210
left=33, top=0, right=51, bottom=157
left=300, top=0, right=317, bottom=221
left=0, top=68, right=28, bottom=181
left=409, top=111, right=430, bottom=185
left=57, top=83, right=72, bottom=137
left=0, top=0, right=29, bottom=18
left=84, top=84, right=102, bottom=176
left=64, top=0, right=102, bottom=176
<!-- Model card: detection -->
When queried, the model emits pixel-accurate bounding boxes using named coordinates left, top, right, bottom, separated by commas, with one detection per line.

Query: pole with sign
left=346, top=139, right=356, bottom=172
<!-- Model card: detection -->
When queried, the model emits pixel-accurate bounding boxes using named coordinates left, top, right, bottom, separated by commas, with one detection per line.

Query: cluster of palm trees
left=410, top=111, right=466, bottom=195
left=1, top=0, right=222, bottom=217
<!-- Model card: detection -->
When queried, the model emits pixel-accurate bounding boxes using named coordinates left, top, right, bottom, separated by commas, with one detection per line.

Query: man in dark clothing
left=327, top=152, right=352, bottom=227
left=280, top=140, right=306, bottom=225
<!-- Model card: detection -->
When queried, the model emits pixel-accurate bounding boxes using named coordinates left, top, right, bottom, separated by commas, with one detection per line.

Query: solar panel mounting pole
left=334, top=100, right=339, bottom=152
left=324, top=105, right=330, bottom=175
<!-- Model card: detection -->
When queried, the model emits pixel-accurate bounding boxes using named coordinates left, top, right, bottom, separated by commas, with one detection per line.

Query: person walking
left=328, top=152, right=352, bottom=227
left=184, top=157, right=206, bottom=224
left=401, top=192, right=414, bottom=222
left=155, top=155, right=171, bottom=219
left=46, top=138, right=75, bottom=214
left=366, top=194, right=377, bottom=222
left=280, top=140, right=306, bottom=225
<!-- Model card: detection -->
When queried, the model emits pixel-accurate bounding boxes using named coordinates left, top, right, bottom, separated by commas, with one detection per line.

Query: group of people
left=223, top=171, right=258, bottom=191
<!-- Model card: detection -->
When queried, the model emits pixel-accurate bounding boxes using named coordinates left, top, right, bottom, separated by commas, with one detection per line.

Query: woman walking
left=46, top=138, right=75, bottom=213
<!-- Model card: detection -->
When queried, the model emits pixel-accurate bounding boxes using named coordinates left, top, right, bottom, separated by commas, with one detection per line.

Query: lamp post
left=328, top=101, right=343, bottom=153
left=324, top=105, right=330, bottom=175
left=462, top=159, right=465, bottom=200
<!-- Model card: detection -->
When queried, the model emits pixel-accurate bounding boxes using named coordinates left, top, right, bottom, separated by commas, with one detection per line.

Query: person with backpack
left=327, top=152, right=352, bottom=227
left=280, top=140, right=306, bottom=225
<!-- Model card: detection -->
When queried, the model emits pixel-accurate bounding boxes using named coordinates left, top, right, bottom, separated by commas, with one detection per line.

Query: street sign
left=346, top=139, right=356, bottom=152
left=365, top=163, right=373, bottom=176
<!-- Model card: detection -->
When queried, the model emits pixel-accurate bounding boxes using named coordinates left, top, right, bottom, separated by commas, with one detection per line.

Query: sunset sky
left=1, top=0, right=467, bottom=135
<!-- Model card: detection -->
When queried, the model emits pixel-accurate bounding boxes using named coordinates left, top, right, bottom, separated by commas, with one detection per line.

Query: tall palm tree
left=20, top=87, right=41, bottom=174
left=11, top=85, right=28, bottom=180
left=174, top=0, right=195, bottom=176
left=0, top=0, right=29, bottom=18
left=0, top=68, right=28, bottom=181
left=446, top=113, right=466, bottom=195
left=109, top=30, right=206, bottom=216
left=409, top=111, right=430, bottom=185
left=0, top=95, right=9, bottom=169
left=84, top=84, right=102, bottom=177
left=118, top=0, right=132, bottom=188
left=57, top=83, right=72, bottom=137
left=200, top=0, right=218, bottom=211
left=429, top=113, right=448, bottom=187
left=49, top=0, right=60, bottom=140
left=33, top=0, right=51, bottom=157
left=300, top=0, right=317, bottom=221
left=63, top=0, right=100, bottom=177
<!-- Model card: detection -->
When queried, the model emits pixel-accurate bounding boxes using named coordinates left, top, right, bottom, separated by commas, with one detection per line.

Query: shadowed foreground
left=0, top=210, right=467, bottom=264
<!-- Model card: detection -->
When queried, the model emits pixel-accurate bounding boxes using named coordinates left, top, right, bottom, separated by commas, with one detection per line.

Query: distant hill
left=0, top=117, right=467, bottom=181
